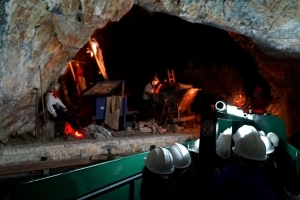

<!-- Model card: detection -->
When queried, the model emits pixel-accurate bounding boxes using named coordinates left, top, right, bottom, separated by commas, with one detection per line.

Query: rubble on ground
left=86, top=124, right=112, bottom=139
left=1, top=118, right=199, bottom=147
left=133, top=118, right=193, bottom=134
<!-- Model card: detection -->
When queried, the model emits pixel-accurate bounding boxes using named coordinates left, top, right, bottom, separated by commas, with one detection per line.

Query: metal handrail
left=77, top=173, right=142, bottom=200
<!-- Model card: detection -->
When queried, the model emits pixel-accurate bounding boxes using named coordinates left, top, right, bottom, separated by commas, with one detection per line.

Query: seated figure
left=46, top=81, right=83, bottom=134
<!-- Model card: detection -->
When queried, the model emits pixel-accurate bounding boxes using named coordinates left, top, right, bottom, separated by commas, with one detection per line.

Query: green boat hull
left=10, top=113, right=300, bottom=200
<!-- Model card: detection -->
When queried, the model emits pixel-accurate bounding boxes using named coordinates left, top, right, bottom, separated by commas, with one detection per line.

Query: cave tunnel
left=59, top=5, right=273, bottom=128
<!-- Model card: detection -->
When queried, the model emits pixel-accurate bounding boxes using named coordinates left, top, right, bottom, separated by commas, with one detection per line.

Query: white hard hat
left=221, top=127, right=232, bottom=136
left=216, top=134, right=231, bottom=159
left=258, top=130, right=266, bottom=136
left=168, top=143, right=191, bottom=169
left=260, top=135, right=275, bottom=154
left=232, top=125, right=267, bottom=161
left=190, top=139, right=200, bottom=153
left=145, top=147, right=174, bottom=174
left=267, top=132, right=279, bottom=147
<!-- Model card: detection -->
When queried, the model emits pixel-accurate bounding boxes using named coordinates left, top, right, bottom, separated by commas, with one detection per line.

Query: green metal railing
left=11, top=152, right=147, bottom=200
left=10, top=113, right=300, bottom=199
left=10, top=140, right=196, bottom=200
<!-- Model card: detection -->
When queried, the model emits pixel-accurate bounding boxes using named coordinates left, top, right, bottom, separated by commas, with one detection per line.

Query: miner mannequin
left=137, top=75, right=162, bottom=121
left=46, top=81, right=83, bottom=133
left=74, top=61, right=87, bottom=92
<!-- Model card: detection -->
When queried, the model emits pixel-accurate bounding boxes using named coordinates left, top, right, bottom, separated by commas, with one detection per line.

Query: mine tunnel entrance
left=57, top=5, right=272, bottom=133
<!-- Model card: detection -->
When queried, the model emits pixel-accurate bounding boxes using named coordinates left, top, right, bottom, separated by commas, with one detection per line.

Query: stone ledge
left=0, top=133, right=198, bottom=165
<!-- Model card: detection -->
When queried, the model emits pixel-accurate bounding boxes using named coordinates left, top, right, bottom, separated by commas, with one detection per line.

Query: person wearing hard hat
left=168, top=143, right=198, bottom=199
left=214, top=125, right=277, bottom=200
left=140, top=147, right=184, bottom=200
left=258, top=131, right=280, bottom=167
left=189, top=138, right=200, bottom=172
left=260, top=133, right=285, bottom=200
left=267, top=132, right=280, bottom=148
left=189, top=138, right=222, bottom=177
left=137, top=75, right=162, bottom=121
left=215, top=127, right=232, bottom=171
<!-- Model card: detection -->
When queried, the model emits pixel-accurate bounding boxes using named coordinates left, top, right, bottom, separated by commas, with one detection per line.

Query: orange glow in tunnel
left=64, top=122, right=85, bottom=139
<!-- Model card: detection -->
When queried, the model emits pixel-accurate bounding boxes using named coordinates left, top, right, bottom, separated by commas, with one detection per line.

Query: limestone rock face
left=0, top=0, right=133, bottom=139
left=137, top=0, right=300, bottom=55
left=0, top=0, right=300, bottom=140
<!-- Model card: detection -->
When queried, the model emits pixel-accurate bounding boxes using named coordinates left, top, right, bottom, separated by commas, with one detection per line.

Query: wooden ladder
left=167, top=69, right=175, bottom=83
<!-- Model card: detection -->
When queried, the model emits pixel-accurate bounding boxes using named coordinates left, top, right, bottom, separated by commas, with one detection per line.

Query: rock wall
left=0, top=0, right=134, bottom=138
left=1, top=0, right=300, bottom=141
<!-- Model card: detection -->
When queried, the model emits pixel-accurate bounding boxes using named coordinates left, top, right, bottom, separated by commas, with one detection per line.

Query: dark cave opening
left=61, top=5, right=271, bottom=123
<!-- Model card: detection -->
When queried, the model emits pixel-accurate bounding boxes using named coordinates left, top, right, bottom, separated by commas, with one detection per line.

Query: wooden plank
left=68, top=61, right=81, bottom=94
left=169, top=115, right=195, bottom=123
left=88, top=38, right=109, bottom=81
left=0, top=156, right=100, bottom=176
left=71, top=60, right=86, bottom=64
left=0, top=152, right=137, bottom=176
left=90, top=155, right=108, bottom=161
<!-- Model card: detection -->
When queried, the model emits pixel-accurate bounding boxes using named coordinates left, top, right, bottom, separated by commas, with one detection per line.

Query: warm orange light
left=74, top=131, right=85, bottom=139
left=234, top=94, right=246, bottom=107
left=64, top=122, right=85, bottom=139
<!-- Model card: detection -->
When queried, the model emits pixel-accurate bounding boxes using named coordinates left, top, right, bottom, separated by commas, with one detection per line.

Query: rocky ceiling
left=0, top=0, right=300, bottom=146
